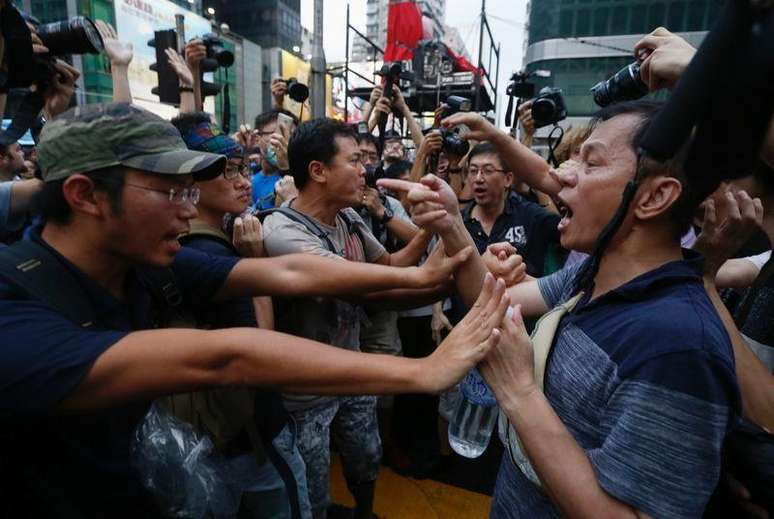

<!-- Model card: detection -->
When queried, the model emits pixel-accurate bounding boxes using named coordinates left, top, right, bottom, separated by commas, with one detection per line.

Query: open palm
left=95, top=21, right=133, bottom=66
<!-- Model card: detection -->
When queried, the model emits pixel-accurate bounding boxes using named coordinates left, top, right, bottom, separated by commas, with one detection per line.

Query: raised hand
left=441, top=112, right=499, bottom=143
left=95, top=20, right=133, bottom=67
left=517, top=100, right=535, bottom=137
left=634, top=27, right=696, bottom=91
left=42, top=60, right=80, bottom=118
left=271, top=77, right=287, bottom=107
left=378, top=175, right=459, bottom=234
left=233, top=215, right=265, bottom=258
left=694, top=187, right=763, bottom=279
left=164, top=48, right=194, bottom=88
left=431, top=302, right=453, bottom=345
left=185, top=38, right=206, bottom=72
left=268, top=122, right=290, bottom=171
left=479, top=303, right=537, bottom=408
left=421, top=273, right=510, bottom=392
left=482, top=242, right=527, bottom=287
left=414, top=242, right=474, bottom=288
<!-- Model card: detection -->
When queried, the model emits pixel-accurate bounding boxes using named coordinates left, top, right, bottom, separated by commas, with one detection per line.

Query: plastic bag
left=130, top=402, right=241, bottom=519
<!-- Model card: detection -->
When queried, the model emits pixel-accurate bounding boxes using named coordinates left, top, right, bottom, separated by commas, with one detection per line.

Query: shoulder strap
left=258, top=206, right=338, bottom=254
left=0, top=240, right=97, bottom=328
left=337, top=209, right=367, bottom=252
left=181, top=220, right=233, bottom=249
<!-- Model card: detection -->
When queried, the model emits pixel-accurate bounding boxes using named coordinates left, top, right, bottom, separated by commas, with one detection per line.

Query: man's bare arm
left=60, top=274, right=510, bottom=413
left=216, top=247, right=472, bottom=300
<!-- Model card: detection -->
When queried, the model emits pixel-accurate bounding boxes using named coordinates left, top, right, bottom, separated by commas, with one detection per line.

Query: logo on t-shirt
left=504, top=225, right=527, bottom=246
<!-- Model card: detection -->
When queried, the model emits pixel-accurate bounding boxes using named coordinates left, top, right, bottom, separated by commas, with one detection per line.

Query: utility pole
left=310, top=0, right=326, bottom=118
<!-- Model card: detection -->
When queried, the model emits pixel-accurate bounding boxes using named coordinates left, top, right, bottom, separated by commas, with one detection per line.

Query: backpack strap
left=0, top=240, right=97, bottom=328
left=257, top=206, right=339, bottom=254
left=180, top=219, right=233, bottom=250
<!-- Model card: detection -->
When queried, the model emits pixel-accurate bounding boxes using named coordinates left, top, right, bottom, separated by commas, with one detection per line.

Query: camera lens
left=37, top=16, right=104, bottom=55
left=287, top=80, right=310, bottom=103
left=590, top=62, right=649, bottom=107
left=532, top=97, right=557, bottom=127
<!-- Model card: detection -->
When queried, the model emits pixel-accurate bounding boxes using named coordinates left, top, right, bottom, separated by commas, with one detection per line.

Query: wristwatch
left=380, top=204, right=394, bottom=223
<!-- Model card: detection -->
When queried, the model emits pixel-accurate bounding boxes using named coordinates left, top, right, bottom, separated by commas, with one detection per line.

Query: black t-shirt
left=734, top=257, right=774, bottom=372
left=462, top=191, right=562, bottom=277
left=0, top=230, right=239, bottom=518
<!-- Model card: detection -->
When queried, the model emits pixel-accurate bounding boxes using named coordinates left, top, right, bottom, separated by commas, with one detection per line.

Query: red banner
left=384, top=1, right=424, bottom=62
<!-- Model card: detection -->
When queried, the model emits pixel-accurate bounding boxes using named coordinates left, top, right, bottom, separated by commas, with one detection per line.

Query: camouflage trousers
left=290, top=396, right=382, bottom=519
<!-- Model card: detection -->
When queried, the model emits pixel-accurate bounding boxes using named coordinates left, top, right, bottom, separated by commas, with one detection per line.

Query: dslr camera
left=280, top=78, right=309, bottom=103
left=590, top=62, right=648, bottom=107
left=3, top=10, right=104, bottom=92
left=531, top=87, right=567, bottom=128
left=201, top=33, right=234, bottom=68
left=439, top=127, right=470, bottom=157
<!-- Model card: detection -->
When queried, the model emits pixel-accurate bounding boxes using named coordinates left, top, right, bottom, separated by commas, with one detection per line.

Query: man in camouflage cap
left=0, top=102, right=504, bottom=518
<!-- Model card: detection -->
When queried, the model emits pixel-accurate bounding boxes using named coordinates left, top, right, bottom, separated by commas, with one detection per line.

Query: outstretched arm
left=59, top=273, right=509, bottom=412
left=216, top=246, right=473, bottom=301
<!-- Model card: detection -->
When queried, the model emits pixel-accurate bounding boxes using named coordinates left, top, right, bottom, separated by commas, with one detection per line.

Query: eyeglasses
left=224, top=164, right=251, bottom=180
left=468, top=166, right=506, bottom=177
left=124, top=183, right=200, bottom=205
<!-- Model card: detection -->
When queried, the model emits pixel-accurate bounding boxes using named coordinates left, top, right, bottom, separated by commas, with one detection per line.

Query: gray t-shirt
left=263, top=205, right=386, bottom=410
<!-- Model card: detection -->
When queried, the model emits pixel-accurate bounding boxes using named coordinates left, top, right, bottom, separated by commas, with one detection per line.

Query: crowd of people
left=0, top=7, right=772, bottom=519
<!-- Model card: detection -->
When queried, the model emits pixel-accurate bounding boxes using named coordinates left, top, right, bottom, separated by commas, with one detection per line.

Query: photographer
left=368, top=84, right=423, bottom=151
left=249, top=109, right=298, bottom=210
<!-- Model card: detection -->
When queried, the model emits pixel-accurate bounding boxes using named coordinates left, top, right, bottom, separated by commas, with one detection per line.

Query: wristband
left=179, top=86, right=194, bottom=93
left=448, top=167, right=463, bottom=173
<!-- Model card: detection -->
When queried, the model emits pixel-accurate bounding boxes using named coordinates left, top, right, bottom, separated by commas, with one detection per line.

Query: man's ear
left=503, top=171, right=514, bottom=190
left=61, top=174, right=110, bottom=218
left=308, top=160, right=327, bottom=185
left=634, top=175, right=682, bottom=222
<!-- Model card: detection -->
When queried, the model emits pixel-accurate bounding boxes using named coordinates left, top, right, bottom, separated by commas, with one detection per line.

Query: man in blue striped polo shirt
left=381, top=99, right=741, bottom=518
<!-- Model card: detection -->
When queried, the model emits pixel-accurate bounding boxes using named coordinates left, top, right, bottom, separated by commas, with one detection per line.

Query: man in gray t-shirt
left=263, top=119, right=437, bottom=519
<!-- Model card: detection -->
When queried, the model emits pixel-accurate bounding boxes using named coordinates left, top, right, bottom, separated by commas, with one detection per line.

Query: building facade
left=202, top=0, right=301, bottom=52
left=523, top=0, right=722, bottom=118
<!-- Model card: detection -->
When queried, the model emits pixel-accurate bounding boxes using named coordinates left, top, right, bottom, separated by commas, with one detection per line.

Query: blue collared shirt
left=491, top=250, right=739, bottom=519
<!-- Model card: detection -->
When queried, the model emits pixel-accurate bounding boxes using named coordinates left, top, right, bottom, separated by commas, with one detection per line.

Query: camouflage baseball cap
left=37, top=102, right=226, bottom=182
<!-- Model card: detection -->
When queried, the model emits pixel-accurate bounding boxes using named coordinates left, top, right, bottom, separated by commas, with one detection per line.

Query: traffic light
left=148, top=29, right=180, bottom=105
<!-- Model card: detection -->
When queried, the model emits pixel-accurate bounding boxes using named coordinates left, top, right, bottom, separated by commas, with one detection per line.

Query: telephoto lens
left=590, top=62, right=649, bottom=107
left=37, top=16, right=104, bottom=55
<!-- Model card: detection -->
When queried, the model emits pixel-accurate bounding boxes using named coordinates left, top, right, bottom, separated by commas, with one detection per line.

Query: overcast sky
left=300, top=0, right=528, bottom=125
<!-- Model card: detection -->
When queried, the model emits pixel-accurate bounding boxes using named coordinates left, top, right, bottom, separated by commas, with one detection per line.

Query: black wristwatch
left=380, top=205, right=394, bottom=223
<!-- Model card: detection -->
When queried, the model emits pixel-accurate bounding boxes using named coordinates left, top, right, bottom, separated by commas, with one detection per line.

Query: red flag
left=384, top=1, right=423, bottom=62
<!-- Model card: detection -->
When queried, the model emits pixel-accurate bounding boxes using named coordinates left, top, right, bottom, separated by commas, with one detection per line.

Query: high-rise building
left=202, top=0, right=301, bottom=52
left=352, top=0, right=447, bottom=62
left=523, top=0, right=722, bottom=119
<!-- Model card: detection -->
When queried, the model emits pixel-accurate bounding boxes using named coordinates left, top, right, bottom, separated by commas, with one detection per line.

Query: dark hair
left=288, top=118, right=357, bottom=190
left=33, top=166, right=127, bottom=225
left=591, top=100, right=715, bottom=239
left=468, top=142, right=504, bottom=168
left=384, top=160, right=412, bottom=179
left=355, top=132, right=382, bottom=156
left=253, top=109, right=299, bottom=131
left=170, top=111, right=211, bottom=135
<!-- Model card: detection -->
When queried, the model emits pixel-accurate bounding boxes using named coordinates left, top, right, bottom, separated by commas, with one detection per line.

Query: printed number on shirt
left=504, top=226, right=527, bottom=246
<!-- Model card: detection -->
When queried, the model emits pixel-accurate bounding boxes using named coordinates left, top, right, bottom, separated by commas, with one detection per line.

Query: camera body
left=439, top=127, right=470, bottom=157
left=531, top=87, right=567, bottom=128
left=590, top=62, right=648, bottom=107
left=201, top=33, right=234, bottom=68
left=364, top=163, right=384, bottom=189
left=284, top=78, right=309, bottom=103
left=378, top=62, right=404, bottom=101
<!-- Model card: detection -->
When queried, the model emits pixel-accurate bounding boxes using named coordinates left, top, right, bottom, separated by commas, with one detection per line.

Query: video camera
left=531, top=87, right=567, bottom=128
left=377, top=62, right=405, bottom=102
left=590, top=62, right=649, bottom=107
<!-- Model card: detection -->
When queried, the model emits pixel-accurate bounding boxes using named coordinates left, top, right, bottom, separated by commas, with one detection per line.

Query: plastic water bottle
left=448, top=368, right=498, bottom=458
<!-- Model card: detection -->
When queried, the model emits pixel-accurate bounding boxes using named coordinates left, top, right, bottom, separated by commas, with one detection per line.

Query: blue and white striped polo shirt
left=491, top=251, right=739, bottom=518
